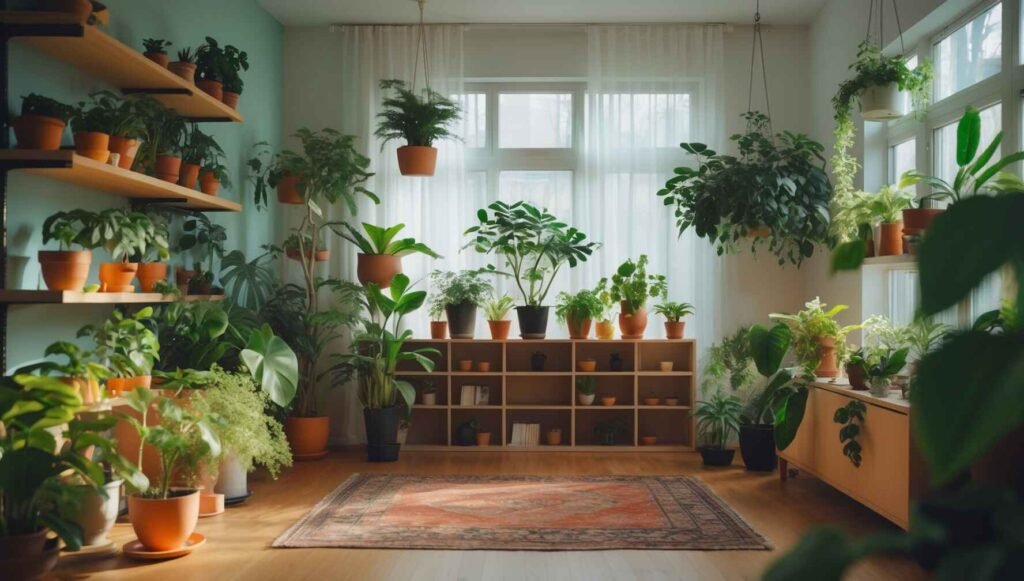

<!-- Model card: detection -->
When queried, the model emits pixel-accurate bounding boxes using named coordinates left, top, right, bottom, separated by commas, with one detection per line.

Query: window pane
left=591, top=93, right=691, bottom=147
left=934, top=103, right=1001, bottom=186
left=889, top=269, right=960, bottom=328
left=934, top=2, right=1002, bottom=100
left=897, top=56, right=919, bottom=114
left=499, top=94, right=572, bottom=148
left=498, top=171, right=573, bottom=218
left=890, top=139, right=916, bottom=182
left=454, top=93, right=486, bottom=148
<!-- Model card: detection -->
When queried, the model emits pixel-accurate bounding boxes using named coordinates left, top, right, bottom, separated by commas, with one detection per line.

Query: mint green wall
left=5, top=0, right=282, bottom=369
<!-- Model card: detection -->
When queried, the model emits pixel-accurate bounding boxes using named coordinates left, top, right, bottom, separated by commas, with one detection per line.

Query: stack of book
left=459, top=385, right=490, bottom=406
left=509, top=423, right=541, bottom=446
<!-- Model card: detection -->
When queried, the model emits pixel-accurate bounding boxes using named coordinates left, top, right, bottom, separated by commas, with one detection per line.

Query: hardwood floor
left=55, top=450, right=925, bottom=580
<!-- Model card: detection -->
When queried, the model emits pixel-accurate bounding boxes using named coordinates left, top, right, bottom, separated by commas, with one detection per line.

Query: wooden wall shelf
left=1, top=12, right=243, bottom=122
left=0, top=290, right=224, bottom=305
left=399, top=339, right=697, bottom=451
left=0, top=151, right=242, bottom=212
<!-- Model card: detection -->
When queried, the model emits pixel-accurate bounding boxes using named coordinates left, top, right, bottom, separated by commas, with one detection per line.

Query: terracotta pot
left=144, top=51, right=170, bottom=68
left=136, top=262, right=168, bottom=293
left=0, top=529, right=60, bottom=581
left=98, top=262, right=138, bottom=292
left=815, top=336, right=839, bottom=378
left=664, top=397, right=680, bottom=406
left=396, top=145, right=438, bottom=176
left=566, top=315, right=592, bottom=340
left=601, top=396, right=617, bottom=406
left=577, top=359, right=597, bottom=372
left=128, top=489, right=200, bottom=552
left=72, top=479, right=122, bottom=546
left=641, top=436, right=658, bottom=446
left=276, top=174, right=304, bottom=204
left=458, top=359, right=473, bottom=372
left=155, top=155, right=182, bottom=183
left=644, top=397, right=661, bottom=406
left=747, top=225, right=771, bottom=238
left=902, top=208, right=944, bottom=237
left=577, top=392, right=596, bottom=406
left=488, top=320, right=511, bottom=340
left=430, top=321, right=448, bottom=340
left=199, top=492, right=225, bottom=516
left=74, top=131, right=110, bottom=163
left=199, top=170, right=220, bottom=196
left=475, top=432, right=491, bottom=447
left=60, top=376, right=101, bottom=405
left=476, top=361, right=491, bottom=372
left=38, top=249, right=91, bottom=291
left=664, top=321, right=685, bottom=339
left=108, top=136, right=140, bottom=170
left=846, top=363, right=868, bottom=391
left=595, top=320, right=615, bottom=340
left=659, top=361, right=674, bottom=372
left=878, top=221, right=904, bottom=256
left=618, top=303, right=648, bottom=339
left=43, top=0, right=92, bottom=21
left=14, top=115, right=66, bottom=150
left=285, top=247, right=330, bottom=262
left=285, top=416, right=330, bottom=459
left=546, top=429, right=562, bottom=446
left=175, top=268, right=197, bottom=294
left=168, top=61, right=197, bottom=84
left=178, top=162, right=201, bottom=188
left=107, top=375, right=152, bottom=396
left=357, top=254, right=402, bottom=288
left=222, top=91, right=240, bottom=109
left=197, top=79, right=224, bottom=101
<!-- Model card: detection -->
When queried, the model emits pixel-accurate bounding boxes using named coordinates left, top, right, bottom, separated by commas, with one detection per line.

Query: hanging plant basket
left=396, top=145, right=437, bottom=176
left=859, top=82, right=906, bottom=121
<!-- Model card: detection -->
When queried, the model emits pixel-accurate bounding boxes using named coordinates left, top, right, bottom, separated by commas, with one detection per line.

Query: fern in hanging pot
left=375, top=79, right=461, bottom=177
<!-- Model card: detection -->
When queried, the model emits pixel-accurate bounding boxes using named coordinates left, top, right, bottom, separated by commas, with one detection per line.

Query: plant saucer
left=62, top=540, right=117, bottom=558
left=122, top=532, right=206, bottom=560
left=293, top=450, right=328, bottom=461
left=224, top=490, right=253, bottom=506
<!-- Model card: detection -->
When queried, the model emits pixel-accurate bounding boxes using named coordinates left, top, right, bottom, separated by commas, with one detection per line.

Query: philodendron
left=375, top=78, right=461, bottom=176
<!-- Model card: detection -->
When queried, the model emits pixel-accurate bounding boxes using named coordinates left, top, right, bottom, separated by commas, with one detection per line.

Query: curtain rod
left=327, top=22, right=736, bottom=31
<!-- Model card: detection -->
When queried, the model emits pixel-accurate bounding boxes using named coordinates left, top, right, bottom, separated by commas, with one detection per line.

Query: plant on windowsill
left=770, top=297, right=860, bottom=378
left=695, top=390, right=744, bottom=467
left=653, top=301, right=695, bottom=339
left=334, top=222, right=442, bottom=289
left=608, top=254, right=667, bottom=340
left=428, top=269, right=493, bottom=339
left=483, top=295, right=516, bottom=340
left=13, top=93, right=75, bottom=150
left=555, top=289, right=604, bottom=340
left=375, top=78, right=461, bottom=176
left=79, top=307, right=159, bottom=395
left=465, top=201, right=599, bottom=339
left=658, top=111, right=834, bottom=266
left=864, top=347, right=908, bottom=398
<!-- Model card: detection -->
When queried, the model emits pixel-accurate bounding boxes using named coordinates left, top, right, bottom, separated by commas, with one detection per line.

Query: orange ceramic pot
left=878, top=222, right=904, bottom=256
left=577, top=359, right=597, bottom=372
left=430, top=321, right=448, bottom=340
left=107, top=375, right=152, bottom=396
left=276, top=174, right=304, bottom=204
left=199, top=170, right=220, bottom=196
left=168, top=61, right=197, bottom=84
left=13, top=115, right=66, bottom=150
left=641, top=436, right=658, bottom=446
left=74, top=131, right=110, bottom=163
left=546, top=429, right=562, bottom=446
left=601, top=396, right=617, bottom=406
left=285, top=416, right=330, bottom=460
left=144, top=51, right=170, bottom=68
left=566, top=316, right=592, bottom=340
left=199, top=492, right=225, bottom=517
left=357, top=254, right=402, bottom=289
left=488, top=320, right=511, bottom=340
left=178, top=162, right=201, bottom=189
left=98, top=262, right=138, bottom=292
left=285, top=247, right=330, bottom=263
left=457, top=359, right=473, bottom=372
left=815, top=336, right=839, bottom=378
left=902, top=208, right=944, bottom=237
left=475, top=432, right=491, bottom=447
left=155, top=155, right=182, bottom=183
left=108, top=136, right=140, bottom=170
left=595, top=320, right=615, bottom=340
left=618, top=303, right=648, bottom=339
left=664, top=321, right=685, bottom=339
left=128, top=490, right=200, bottom=552
left=197, top=79, right=224, bottom=101
left=38, top=249, right=91, bottom=291
left=137, top=262, right=168, bottom=292
left=396, top=145, right=437, bottom=176
left=222, top=91, right=240, bottom=109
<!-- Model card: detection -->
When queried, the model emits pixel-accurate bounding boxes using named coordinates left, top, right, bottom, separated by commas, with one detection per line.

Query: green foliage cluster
left=429, top=269, right=494, bottom=319
left=334, top=222, right=441, bottom=258
left=770, top=298, right=859, bottom=373
left=483, top=296, right=516, bottom=321
left=375, top=79, right=461, bottom=148
left=554, top=289, right=605, bottom=325
left=196, top=36, right=249, bottom=94
left=608, top=255, right=667, bottom=314
left=702, top=327, right=758, bottom=394
left=695, top=391, right=743, bottom=449
left=78, top=307, right=159, bottom=378
left=20, top=93, right=75, bottom=122
left=833, top=401, right=866, bottom=468
left=652, top=301, right=695, bottom=322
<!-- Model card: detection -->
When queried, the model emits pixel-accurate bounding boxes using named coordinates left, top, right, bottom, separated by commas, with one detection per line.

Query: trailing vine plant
left=833, top=400, right=867, bottom=468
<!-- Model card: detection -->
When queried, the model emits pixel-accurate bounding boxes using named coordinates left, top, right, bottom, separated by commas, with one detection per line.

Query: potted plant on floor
left=653, top=301, right=695, bottom=339
left=142, top=38, right=172, bottom=67
left=335, top=222, right=442, bottom=289
left=13, top=93, right=74, bottom=150
left=575, top=376, right=596, bottom=406
left=135, top=97, right=186, bottom=182
left=609, top=255, right=667, bottom=339
left=465, top=201, right=599, bottom=339
left=770, top=297, right=860, bottom=378
left=80, top=307, right=159, bottom=395
left=70, top=92, right=120, bottom=163
left=375, top=78, right=461, bottom=176
left=39, top=209, right=97, bottom=291
left=331, top=274, right=441, bottom=462
left=428, top=269, right=493, bottom=339
left=169, top=47, right=198, bottom=84
left=555, top=288, right=604, bottom=340
left=695, top=391, right=743, bottom=467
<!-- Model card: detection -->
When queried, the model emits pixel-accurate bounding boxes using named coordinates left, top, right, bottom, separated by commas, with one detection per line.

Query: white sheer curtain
left=577, top=24, right=726, bottom=361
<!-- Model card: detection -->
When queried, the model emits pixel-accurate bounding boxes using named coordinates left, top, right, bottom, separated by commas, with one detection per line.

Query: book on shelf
left=460, top=385, right=490, bottom=406
left=509, top=422, right=540, bottom=446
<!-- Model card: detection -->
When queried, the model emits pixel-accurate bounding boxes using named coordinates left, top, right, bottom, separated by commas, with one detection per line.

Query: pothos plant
left=833, top=400, right=866, bottom=468
left=658, top=111, right=834, bottom=266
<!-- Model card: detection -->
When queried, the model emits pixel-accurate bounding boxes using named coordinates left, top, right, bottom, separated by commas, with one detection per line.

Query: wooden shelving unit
left=0, top=151, right=242, bottom=212
left=399, top=339, right=697, bottom=452
left=1, top=11, right=242, bottom=122
left=0, top=290, right=224, bottom=305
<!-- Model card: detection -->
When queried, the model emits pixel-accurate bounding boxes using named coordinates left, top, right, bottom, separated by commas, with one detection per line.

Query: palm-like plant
left=333, top=222, right=441, bottom=258
left=483, top=295, right=516, bottom=321
left=653, top=301, right=696, bottom=322
left=375, top=79, right=460, bottom=148
left=695, top=391, right=744, bottom=449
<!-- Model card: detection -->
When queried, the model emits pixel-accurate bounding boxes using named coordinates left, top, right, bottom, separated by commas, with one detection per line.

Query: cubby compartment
left=506, top=341, right=572, bottom=372
left=406, top=407, right=449, bottom=446
left=637, top=375, right=693, bottom=408
left=637, top=408, right=693, bottom=446
left=451, top=408, right=502, bottom=447
left=575, top=341, right=636, bottom=372
left=404, top=375, right=449, bottom=406
left=575, top=409, right=635, bottom=447
left=398, top=340, right=449, bottom=372
left=450, top=341, right=504, bottom=372
left=452, top=374, right=502, bottom=407
left=575, top=375, right=634, bottom=406
left=507, top=374, right=572, bottom=406
left=638, top=340, right=695, bottom=372
left=505, top=409, right=571, bottom=447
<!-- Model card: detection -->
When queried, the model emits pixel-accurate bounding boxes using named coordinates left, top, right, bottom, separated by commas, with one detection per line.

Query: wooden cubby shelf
left=401, top=338, right=697, bottom=452
left=1, top=12, right=243, bottom=122
left=0, top=290, right=224, bottom=305
left=0, top=151, right=242, bottom=212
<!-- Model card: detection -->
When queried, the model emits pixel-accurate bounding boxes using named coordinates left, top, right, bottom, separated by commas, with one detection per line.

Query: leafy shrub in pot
left=770, top=297, right=860, bottom=378
left=695, top=391, right=743, bottom=466
left=609, top=255, right=667, bottom=339
left=375, top=78, right=461, bottom=176
left=653, top=301, right=695, bottom=339
left=555, top=288, right=604, bottom=339
left=429, top=269, right=493, bottom=339
left=14, top=93, right=74, bottom=150
left=336, top=222, right=442, bottom=289
left=483, top=295, right=515, bottom=340
left=40, top=209, right=97, bottom=291
left=142, top=38, right=172, bottom=67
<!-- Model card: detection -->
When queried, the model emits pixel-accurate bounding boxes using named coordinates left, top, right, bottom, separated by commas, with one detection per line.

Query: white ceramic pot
left=214, top=453, right=248, bottom=499
left=577, top=392, right=596, bottom=406
left=860, top=83, right=906, bottom=121
left=869, top=377, right=891, bottom=398
left=421, top=392, right=436, bottom=406
left=73, top=479, right=122, bottom=546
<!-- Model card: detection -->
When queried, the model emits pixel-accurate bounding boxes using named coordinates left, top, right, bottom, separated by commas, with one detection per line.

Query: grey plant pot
left=215, top=452, right=248, bottom=500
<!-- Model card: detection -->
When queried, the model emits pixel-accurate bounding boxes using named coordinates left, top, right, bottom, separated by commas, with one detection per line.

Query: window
left=498, top=171, right=573, bottom=217
left=889, top=138, right=916, bottom=182
left=934, top=102, right=1001, bottom=185
left=934, top=2, right=1002, bottom=100
left=456, top=93, right=487, bottom=149
left=498, top=93, right=573, bottom=148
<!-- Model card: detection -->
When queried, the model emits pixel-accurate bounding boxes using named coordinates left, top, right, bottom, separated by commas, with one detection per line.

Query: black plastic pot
left=739, top=424, right=777, bottom=472
left=698, top=446, right=736, bottom=467
left=609, top=353, right=624, bottom=371
left=531, top=352, right=547, bottom=371
left=516, top=306, right=549, bottom=339
left=455, top=420, right=478, bottom=446
left=364, top=407, right=402, bottom=463
left=446, top=302, right=477, bottom=339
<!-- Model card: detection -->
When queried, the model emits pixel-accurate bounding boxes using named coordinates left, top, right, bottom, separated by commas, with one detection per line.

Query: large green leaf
left=763, top=527, right=855, bottom=581
left=830, top=240, right=866, bottom=272
left=956, top=107, right=981, bottom=167
left=774, top=386, right=808, bottom=451
left=240, top=324, right=299, bottom=408
left=748, top=323, right=791, bottom=377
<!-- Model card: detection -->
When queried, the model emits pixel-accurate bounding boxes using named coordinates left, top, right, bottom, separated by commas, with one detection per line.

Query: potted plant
left=594, top=419, right=626, bottom=446
left=194, top=36, right=226, bottom=100
left=135, top=97, right=186, bottom=182
left=428, top=269, right=492, bottom=339
left=770, top=297, right=860, bottom=378
left=101, top=93, right=145, bottom=171
left=465, top=201, right=599, bottom=339
left=865, top=347, right=909, bottom=398
left=593, top=277, right=617, bottom=340
left=658, top=111, right=834, bottom=266
left=331, top=274, right=440, bottom=462
left=609, top=255, right=667, bottom=339
left=219, top=42, right=248, bottom=109
left=199, top=160, right=231, bottom=197
left=178, top=214, right=226, bottom=295
left=869, top=181, right=916, bottom=256
left=39, top=209, right=97, bottom=291
left=375, top=78, right=461, bottom=176
left=282, top=234, right=329, bottom=263
left=180, top=124, right=223, bottom=189
left=91, top=208, right=159, bottom=292
left=20, top=340, right=108, bottom=405
left=169, top=47, right=198, bottom=84
left=555, top=289, right=604, bottom=340
left=13, top=93, right=74, bottom=150
left=134, top=212, right=171, bottom=293
left=142, top=38, right=172, bottom=67
left=80, top=307, right=159, bottom=395
left=845, top=348, right=869, bottom=391
left=429, top=313, right=447, bottom=339
left=653, top=301, right=695, bottom=339
left=69, top=92, right=120, bottom=162
left=335, top=222, right=441, bottom=289
left=695, top=391, right=743, bottom=466
left=483, top=295, right=515, bottom=340
left=247, top=141, right=306, bottom=207
left=575, top=376, right=596, bottom=406
left=419, top=380, right=437, bottom=406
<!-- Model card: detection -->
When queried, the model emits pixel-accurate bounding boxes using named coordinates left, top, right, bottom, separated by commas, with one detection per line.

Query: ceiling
left=260, top=0, right=828, bottom=27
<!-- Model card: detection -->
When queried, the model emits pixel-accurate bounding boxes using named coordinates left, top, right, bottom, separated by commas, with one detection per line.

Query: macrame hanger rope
left=864, top=0, right=908, bottom=56
left=411, top=0, right=433, bottom=99
left=746, top=0, right=772, bottom=133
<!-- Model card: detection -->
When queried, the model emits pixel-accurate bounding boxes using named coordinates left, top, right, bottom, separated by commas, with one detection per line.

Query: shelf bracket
left=1, top=22, right=84, bottom=40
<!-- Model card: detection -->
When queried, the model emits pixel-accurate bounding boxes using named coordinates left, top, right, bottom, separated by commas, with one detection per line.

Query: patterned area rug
left=273, top=474, right=771, bottom=551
